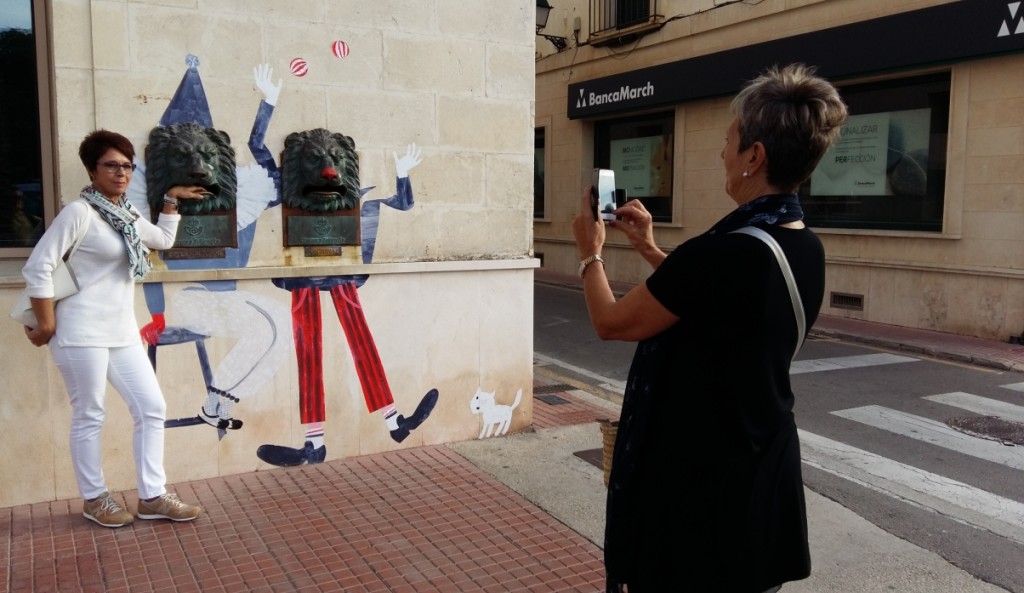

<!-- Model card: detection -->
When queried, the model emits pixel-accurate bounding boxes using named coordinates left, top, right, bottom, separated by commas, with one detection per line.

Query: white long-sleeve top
left=21, top=199, right=180, bottom=347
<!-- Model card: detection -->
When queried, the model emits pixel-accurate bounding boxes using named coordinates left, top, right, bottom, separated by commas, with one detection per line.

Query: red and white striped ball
left=289, top=58, right=308, bottom=77
left=331, top=40, right=350, bottom=59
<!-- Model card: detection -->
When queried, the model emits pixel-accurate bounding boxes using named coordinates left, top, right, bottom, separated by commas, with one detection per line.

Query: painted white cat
left=470, top=387, right=523, bottom=438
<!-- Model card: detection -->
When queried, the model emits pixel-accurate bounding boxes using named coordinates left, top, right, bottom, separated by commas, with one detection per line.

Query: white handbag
left=10, top=212, right=91, bottom=328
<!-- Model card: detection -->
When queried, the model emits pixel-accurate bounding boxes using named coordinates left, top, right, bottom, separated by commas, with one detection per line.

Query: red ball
left=331, top=40, right=350, bottom=59
left=289, top=58, right=308, bottom=77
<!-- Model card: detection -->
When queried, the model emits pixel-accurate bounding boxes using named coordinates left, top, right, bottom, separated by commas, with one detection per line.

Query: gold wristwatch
left=578, top=254, right=605, bottom=278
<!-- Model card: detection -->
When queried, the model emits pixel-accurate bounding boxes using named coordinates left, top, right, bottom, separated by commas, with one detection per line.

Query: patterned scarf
left=706, top=193, right=803, bottom=235
left=80, top=186, right=153, bottom=280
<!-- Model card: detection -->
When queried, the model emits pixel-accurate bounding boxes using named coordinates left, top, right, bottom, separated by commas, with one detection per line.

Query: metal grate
left=534, top=384, right=574, bottom=394
left=573, top=448, right=604, bottom=470
left=830, top=291, right=864, bottom=311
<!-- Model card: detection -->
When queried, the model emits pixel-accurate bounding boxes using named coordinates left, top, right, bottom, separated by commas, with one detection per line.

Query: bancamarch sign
left=565, top=0, right=1024, bottom=121
left=582, top=82, right=655, bottom=108
left=569, top=76, right=661, bottom=119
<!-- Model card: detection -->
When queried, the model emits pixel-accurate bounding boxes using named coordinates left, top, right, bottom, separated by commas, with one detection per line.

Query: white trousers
left=50, top=342, right=167, bottom=500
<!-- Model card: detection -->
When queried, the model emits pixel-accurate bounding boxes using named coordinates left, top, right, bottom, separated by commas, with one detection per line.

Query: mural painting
left=131, top=56, right=291, bottom=439
left=257, top=117, right=438, bottom=466
left=470, top=388, right=523, bottom=439
left=130, top=53, right=441, bottom=465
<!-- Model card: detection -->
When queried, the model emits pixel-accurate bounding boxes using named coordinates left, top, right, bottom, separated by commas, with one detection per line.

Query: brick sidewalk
left=0, top=375, right=613, bottom=593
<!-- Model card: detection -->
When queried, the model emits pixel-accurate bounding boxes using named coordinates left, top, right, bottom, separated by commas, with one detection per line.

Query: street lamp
left=537, top=0, right=568, bottom=52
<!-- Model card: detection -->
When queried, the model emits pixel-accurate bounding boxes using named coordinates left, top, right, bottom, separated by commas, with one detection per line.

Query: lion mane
left=281, top=128, right=360, bottom=212
left=145, top=123, right=237, bottom=220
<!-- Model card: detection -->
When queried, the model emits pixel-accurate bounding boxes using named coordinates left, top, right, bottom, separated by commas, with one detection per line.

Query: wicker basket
left=598, top=418, right=619, bottom=487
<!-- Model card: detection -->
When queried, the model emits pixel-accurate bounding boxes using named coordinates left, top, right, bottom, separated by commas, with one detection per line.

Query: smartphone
left=591, top=168, right=617, bottom=222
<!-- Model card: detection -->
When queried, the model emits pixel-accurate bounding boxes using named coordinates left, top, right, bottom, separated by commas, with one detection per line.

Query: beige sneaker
left=83, top=491, right=134, bottom=528
left=137, top=492, right=202, bottom=522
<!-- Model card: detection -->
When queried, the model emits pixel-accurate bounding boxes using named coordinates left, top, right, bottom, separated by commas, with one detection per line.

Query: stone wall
left=0, top=0, right=538, bottom=508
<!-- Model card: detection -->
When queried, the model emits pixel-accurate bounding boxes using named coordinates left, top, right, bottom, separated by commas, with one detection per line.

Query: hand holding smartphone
left=592, top=168, right=617, bottom=222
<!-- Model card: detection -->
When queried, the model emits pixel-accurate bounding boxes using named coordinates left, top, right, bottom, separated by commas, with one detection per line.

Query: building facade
left=0, top=1, right=538, bottom=508
left=535, top=0, right=1024, bottom=343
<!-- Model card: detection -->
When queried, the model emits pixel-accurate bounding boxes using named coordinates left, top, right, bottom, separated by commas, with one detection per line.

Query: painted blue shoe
left=256, top=441, right=326, bottom=467
left=390, top=388, right=440, bottom=443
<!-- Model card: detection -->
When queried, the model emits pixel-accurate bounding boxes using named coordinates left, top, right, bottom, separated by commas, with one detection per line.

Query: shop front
left=536, top=0, right=1024, bottom=341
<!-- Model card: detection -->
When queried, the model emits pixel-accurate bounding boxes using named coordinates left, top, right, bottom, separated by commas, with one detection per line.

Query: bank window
left=801, top=72, right=950, bottom=232
left=594, top=111, right=674, bottom=223
left=535, top=127, right=546, bottom=219
left=0, top=0, right=51, bottom=252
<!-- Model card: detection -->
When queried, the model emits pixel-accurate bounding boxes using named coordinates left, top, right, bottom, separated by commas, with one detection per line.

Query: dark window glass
left=0, top=0, right=44, bottom=247
left=535, top=127, right=545, bottom=219
left=595, top=111, right=674, bottom=222
left=616, top=0, right=651, bottom=28
left=801, top=72, right=950, bottom=232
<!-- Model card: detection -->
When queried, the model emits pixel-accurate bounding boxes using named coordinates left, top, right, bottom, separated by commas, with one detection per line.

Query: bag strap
left=64, top=202, right=92, bottom=262
left=730, top=226, right=806, bottom=361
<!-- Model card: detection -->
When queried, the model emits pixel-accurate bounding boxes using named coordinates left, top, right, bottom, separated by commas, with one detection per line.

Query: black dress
left=604, top=224, right=825, bottom=593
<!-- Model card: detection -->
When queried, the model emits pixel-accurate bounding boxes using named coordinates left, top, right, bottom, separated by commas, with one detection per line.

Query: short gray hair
left=731, top=63, right=848, bottom=191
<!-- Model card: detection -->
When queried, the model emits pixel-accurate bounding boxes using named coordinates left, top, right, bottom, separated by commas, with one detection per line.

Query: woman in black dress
left=572, top=63, right=848, bottom=592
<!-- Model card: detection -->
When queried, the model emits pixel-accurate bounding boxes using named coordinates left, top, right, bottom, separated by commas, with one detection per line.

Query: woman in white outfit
left=21, top=130, right=205, bottom=528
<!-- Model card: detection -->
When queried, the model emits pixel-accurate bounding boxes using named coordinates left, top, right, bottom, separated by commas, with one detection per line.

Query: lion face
left=281, top=128, right=360, bottom=212
left=145, top=123, right=237, bottom=219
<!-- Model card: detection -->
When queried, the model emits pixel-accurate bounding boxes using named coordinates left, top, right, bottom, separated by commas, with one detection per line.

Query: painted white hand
left=393, top=143, right=422, bottom=178
left=253, top=63, right=282, bottom=106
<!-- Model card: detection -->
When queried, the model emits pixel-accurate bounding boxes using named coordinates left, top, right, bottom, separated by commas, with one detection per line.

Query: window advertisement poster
left=882, top=108, right=931, bottom=197
left=810, top=109, right=931, bottom=197
left=810, top=113, right=891, bottom=196
left=610, top=135, right=673, bottom=197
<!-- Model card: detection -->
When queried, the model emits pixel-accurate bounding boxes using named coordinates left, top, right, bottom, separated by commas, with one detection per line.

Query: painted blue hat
left=160, top=54, right=213, bottom=128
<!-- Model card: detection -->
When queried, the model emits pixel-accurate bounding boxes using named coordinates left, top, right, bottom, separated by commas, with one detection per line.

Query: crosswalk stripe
left=799, top=429, right=1024, bottom=546
left=832, top=405, right=1024, bottom=470
left=924, top=392, right=1024, bottom=424
left=790, top=353, right=918, bottom=375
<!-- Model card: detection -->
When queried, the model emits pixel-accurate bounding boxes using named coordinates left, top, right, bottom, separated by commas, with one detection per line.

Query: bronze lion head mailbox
left=145, top=122, right=238, bottom=258
left=280, top=128, right=361, bottom=253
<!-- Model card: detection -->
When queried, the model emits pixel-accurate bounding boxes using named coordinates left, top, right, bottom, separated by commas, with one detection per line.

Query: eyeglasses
left=99, top=161, right=136, bottom=174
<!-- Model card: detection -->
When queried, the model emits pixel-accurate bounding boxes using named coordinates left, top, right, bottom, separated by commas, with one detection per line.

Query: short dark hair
left=78, top=129, right=135, bottom=173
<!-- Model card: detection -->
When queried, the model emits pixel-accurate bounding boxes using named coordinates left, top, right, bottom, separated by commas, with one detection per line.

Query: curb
left=807, top=327, right=1022, bottom=373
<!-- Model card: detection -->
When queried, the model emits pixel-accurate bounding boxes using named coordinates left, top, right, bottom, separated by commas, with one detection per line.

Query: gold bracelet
left=578, top=254, right=605, bottom=278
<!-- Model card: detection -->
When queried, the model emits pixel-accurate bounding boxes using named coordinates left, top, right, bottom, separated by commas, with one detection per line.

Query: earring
left=742, top=171, right=749, bottom=178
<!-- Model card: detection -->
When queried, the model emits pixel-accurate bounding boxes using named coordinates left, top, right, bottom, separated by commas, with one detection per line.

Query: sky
left=0, top=0, right=32, bottom=31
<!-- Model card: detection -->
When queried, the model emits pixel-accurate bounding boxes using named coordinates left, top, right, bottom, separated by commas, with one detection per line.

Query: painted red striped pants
left=290, top=282, right=394, bottom=424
